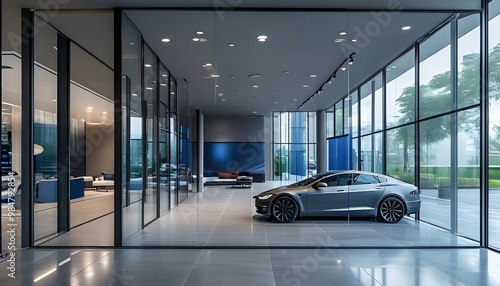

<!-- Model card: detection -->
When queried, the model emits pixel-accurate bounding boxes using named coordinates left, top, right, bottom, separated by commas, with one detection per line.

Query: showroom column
left=197, top=110, right=204, bottom=192
left=317, top=110, right=328, bottom=173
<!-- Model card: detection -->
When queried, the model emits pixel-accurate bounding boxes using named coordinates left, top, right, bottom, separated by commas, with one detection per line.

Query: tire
left=378, top=197, right=405, bottom=223
left=271, top=196, right=298, bottom=223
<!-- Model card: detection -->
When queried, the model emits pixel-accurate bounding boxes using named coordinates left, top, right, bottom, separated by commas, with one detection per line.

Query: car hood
left=253, top=185, right=306, bottom=198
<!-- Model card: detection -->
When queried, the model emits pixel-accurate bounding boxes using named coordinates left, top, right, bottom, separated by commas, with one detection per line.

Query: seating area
left=36, top=177, right=85, bottom=203
left=204, top=171, right=254, bottom=187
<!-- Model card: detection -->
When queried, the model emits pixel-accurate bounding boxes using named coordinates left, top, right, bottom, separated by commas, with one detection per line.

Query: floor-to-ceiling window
left=489, top=0, right=500, bottom=249
left=273, top=112, right=317, bottom=182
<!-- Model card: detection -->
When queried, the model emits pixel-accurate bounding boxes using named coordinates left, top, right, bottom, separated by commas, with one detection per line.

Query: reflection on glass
left=386, top=49, right=415, bottom=128
left=33, top=16, right=58, bottom=242
left=457, top=108, right=480, bottom=240
left=1, top=54, right=22, bottom=251
left=352, top=138, right=359, bottom=171
left=386, top=124, right=415, bottom=184
left=419, top=24, right=451, bottom=119
left=170, top=77, right=178, bottom=209
left=419, top=115, right=451, bottom=230
left=373, top=132, right=383, bottom=174
left=143, top=45, right=157, bottom=225
left=159, top=65, right=170, bottom=215
left=458, top=14, right=480, bottom=109
left=122, top=16, right=143, bottom=241
left=373, top=73, right=383, bottom=132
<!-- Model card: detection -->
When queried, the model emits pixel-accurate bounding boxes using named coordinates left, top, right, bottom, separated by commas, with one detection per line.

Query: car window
left=352, top=174, right=380, bottom=185
left=378, top=177, right=388, bottom=183
left=320, top=175, right=340, bottom=186
left=337, top=174, right=351, bottom=186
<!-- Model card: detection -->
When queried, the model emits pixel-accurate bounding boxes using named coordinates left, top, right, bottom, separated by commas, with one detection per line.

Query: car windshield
left=290, top=173, right=323, bottom=186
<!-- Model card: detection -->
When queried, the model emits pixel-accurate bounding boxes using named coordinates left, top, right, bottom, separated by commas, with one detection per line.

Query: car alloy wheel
left=272, top=196, right=298, bottom=223
left=379, top=197, right=405, bottom=223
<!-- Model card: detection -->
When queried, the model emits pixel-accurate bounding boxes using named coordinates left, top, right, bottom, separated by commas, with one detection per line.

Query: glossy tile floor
left=1, top=247, right=500, bottom=285
left=124, top=182, right=477, bottom=247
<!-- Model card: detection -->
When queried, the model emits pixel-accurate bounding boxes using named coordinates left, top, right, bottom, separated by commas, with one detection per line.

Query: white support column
left=317, top=110, right=328, bottom=173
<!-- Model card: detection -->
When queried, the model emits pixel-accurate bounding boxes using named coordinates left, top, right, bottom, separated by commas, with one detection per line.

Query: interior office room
left=2, top=0, right=500, bottom=285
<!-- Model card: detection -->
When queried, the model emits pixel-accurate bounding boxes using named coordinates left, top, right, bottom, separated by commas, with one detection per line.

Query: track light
left=299, top=52, right=355, bottom=109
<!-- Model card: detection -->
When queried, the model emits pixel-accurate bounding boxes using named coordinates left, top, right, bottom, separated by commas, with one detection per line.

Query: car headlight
left=258, top=194, right=273, bottom=200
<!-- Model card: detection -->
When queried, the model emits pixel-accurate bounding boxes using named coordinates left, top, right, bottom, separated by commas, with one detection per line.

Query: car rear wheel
left=378, top=197, right=405, bottom=223
left=271, top=196, right=298, bottom=223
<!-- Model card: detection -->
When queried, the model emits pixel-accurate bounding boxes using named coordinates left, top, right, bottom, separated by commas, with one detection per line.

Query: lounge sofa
left=36, top=177, right=85, bottom=203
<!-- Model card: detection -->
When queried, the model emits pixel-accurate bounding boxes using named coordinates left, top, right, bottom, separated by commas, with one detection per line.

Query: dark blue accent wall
left=290, top=113, right=306, bottom=176
left=328, top=134, right=352, bottom=170
left=204, top=142, right=265, bottom=176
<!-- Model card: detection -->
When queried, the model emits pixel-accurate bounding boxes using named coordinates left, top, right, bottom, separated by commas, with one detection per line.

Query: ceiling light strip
left=299, top=52, right=355, bottom=109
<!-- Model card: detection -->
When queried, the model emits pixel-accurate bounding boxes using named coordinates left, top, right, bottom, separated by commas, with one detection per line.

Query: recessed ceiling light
left=218, top=93, right=223, bottom=97
left=161, top=38, right=170, bottom=43
left=87, top=107, right=93, bottom=110
left=253, top=85, right=259, bottom=88
left=130, top=42, right=134, bottom=45
left=211, top=74, right=220, bottom=78
left=392, top=65, right=397, bottom=69
left=335, top=38, right=345, bottom=43
left=402, top=26, right=412, bottom=31
left=161, top=83, right=167, bottom=86
left=310, top=75, right=317, bottom=78
left=341, top=67, right=346, bottom=71
left=203, top=63, right=212, bottom=68
left=162, top=74, right=168, bottom=77
left=144, top=64, right=152, bottom=68
left=216, top=84, right=220, bottom=88
left=222, top=98, right=226, bottom=102
left=171, top=92, right=175, bottom=95
left=53, top=46, right=58, bottom=50
left=274, top=102, right=278, bottom=104
left=102, top=112, right=107, bottom=114
left=52, top=99, right=57, bottom=102
left=352, top=39, right=357, bottom=42
left=198, top=38, right=208, bottom=42
left=132, top=93, right=138, bottom=97
left=193, top=38, right=200, bottom=42
left=293, top=99, right=298, bottom=101
left=339, top=31, right=347, bottom=36
left=228, top=43, right=235, bottom=47
left=257, top=35, right=268, bottom=42
left=249, top=74, right=262, bottom=78
left=196, top=31, right=204, bottom=35
left=86, top=109, right=92, bottom=112
left=252, top=111, right=257, bottom=114
left=230, top=75, right=236, bottom=79
left=146, top=87, right=153, bottom=90
left=303, top=85, right=309, bottom=88
left=283, top=71, right=290, bottom=74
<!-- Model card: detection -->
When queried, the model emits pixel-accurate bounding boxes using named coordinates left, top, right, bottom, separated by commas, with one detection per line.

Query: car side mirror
left=315, top=182, right=328, bottom=189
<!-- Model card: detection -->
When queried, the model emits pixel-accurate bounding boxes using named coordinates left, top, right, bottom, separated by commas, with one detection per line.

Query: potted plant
left=437, top=178, right=451, bottom=199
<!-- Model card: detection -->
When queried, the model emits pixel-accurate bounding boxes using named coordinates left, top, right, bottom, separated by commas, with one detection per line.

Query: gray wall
left=2, top=4, right=21, bottom=53
left=204, top=115, right=265, bottom=143
left=86, top=123, right=114, bottom=177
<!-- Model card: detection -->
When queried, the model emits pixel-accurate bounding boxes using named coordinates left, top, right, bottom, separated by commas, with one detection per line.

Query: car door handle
left=337, top=190, right=345, bottom=192
left=375, top=187, right=382, bottom=190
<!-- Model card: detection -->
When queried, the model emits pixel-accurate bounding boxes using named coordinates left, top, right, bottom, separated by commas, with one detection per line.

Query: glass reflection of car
left=254, top=170, right=420, bottom=223
left=1, top=171, right=21, bottom=203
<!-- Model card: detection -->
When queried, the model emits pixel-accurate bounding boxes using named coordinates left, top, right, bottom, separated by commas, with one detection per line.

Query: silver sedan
left=254, top=170, right=420, bottom=223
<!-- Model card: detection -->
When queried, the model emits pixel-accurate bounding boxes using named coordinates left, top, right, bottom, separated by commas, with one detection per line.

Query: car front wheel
left=271, top=196, right=298, bottom=223
left=378, top=197, right=405, bottom=223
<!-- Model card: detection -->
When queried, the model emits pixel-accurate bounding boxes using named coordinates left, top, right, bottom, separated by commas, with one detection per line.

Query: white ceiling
left=127, top=10, right=455, bottom=115
left=3, top=0, right=480, bottom=116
